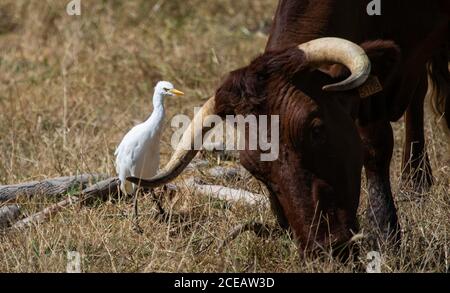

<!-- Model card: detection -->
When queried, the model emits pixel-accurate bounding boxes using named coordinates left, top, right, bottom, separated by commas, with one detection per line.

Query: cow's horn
left=298, top=37, right=371, bottom=91
left=126, top=97, right=217, bottom=187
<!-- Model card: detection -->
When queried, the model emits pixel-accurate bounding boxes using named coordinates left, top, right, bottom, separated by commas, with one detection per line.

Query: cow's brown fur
left=129, top=1, right=448, bottom=255
left=214, top=41, right=404, bottom=252
left=214, top=0, right=449, bottom=252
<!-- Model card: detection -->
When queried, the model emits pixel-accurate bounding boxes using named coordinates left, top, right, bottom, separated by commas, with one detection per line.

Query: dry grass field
left=0, top=0, right=448, bottom=272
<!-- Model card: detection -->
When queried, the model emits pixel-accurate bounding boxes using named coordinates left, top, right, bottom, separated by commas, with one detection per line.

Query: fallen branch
left=78, top=177, right=120, bottom=204
left=11, top=196, right=78, bottom=230
left=0, top=174, right=108, bottom=202
left=186, top=178, right=268, bottom=207
left=9, top=177, right=120, bottom=230
left=206, top=166, right=250, bottom=181
left=185, top=159, right=210, bottom=171
left=4, top=172, right=265, bottom=231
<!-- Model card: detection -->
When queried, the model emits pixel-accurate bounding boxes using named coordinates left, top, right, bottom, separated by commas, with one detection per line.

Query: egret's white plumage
left=115, top=81, right=184, bottom=194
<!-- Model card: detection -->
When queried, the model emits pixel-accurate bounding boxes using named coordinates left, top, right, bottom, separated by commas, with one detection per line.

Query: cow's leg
left=402, top=72, right=433, bottom=191
left=358, top=120, right=400, bottom=245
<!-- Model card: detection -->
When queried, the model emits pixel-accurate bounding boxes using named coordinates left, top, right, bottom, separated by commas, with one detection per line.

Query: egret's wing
left=114, top=120, right=162, bottom=179
left=114, top=125, right=141, bottom=174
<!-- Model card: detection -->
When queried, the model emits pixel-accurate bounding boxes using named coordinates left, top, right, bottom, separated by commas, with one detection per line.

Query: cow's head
left=127, top=38, right=400, bottom=256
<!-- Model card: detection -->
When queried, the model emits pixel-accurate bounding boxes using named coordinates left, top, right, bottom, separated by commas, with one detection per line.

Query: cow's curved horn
left=298, top=37, right=371, bottom=91
left=127, top=97, right=217, bottom=187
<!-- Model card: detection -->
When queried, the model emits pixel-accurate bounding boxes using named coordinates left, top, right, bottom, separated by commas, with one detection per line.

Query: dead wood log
left=4, top=172, right=266, bottom=230
left=185, top=159, right=210, bottom=171
left=0, top=205, right=21, bottom=228
left=0, top=174, right=108, bottom=202
left=78, top=177, right=120, bottom=204
left=9, top=177, right=120, bottom=230
left=11, top=196, right=78, bottom=230
left=186, top=178, right=268, bottom=207
left=206, top=166, right=251, bottom=181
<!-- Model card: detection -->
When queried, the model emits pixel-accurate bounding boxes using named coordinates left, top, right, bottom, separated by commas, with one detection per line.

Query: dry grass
left=0, top=0, right=448, bottom=272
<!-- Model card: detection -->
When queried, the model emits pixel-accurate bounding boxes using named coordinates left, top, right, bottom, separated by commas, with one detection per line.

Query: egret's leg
left=150, top=189, right=166, bottom=218
left=132, top=187, right=143, bottom=234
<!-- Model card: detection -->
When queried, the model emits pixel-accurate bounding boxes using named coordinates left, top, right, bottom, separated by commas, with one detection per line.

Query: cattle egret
left=115, top=81, right=184, bottom=195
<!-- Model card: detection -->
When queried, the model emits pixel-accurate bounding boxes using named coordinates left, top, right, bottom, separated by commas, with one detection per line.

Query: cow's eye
left=310, top=120, right=326, bottom=145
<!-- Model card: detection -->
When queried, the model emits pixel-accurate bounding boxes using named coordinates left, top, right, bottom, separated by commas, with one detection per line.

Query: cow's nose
left=331, top=239, right=359, bottom=263
left=323, top=227, right=360, bottom=262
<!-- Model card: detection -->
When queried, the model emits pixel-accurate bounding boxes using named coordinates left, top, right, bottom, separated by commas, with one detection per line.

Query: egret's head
left=155, top=81, right=185, bottom=97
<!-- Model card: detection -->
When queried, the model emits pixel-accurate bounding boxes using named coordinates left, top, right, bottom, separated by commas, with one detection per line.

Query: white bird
left=115, top=81, right=184, bottom=195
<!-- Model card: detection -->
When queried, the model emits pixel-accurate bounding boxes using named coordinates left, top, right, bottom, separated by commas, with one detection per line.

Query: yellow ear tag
left=358, top=75, right=383, bottom=98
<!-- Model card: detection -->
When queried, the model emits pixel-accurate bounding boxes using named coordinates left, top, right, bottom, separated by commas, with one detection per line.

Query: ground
left=0, top=0, right=448, bottom=272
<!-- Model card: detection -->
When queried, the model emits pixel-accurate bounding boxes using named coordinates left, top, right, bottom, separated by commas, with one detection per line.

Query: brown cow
left=128, top=1, right=449, bottom=255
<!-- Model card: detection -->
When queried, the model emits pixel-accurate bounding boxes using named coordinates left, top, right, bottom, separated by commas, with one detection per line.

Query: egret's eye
left=163, top=87, right=170, bottom=92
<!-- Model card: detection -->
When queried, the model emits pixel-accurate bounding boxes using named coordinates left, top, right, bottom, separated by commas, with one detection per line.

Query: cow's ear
left=357, top=41, right=401, bottom=124
left=317, top=40, right=401, bottom=87
left=360, top=40, right=401, bottom=85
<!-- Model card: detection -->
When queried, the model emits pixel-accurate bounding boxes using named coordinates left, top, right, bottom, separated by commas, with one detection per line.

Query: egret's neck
left=152, top=92, right=165, bottom=110
left=145, top=93, right=165, bottom=127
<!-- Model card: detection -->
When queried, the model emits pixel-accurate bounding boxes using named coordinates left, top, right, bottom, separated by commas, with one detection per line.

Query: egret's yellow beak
left=170, top=89, right=185, bottom=96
